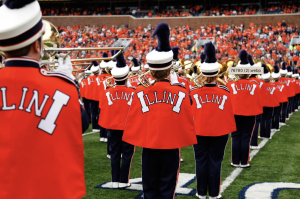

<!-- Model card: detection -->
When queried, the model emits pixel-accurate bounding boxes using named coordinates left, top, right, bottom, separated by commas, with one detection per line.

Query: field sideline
left=82, top=111, right=300, bottom=199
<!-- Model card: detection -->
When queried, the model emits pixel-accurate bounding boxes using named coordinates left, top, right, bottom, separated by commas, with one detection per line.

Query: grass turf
left=82, top=111, right=300, bottom=198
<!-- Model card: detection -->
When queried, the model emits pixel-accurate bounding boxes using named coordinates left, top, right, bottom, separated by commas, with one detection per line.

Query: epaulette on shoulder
left=128, top=86, right=136, bottom=90
left=40, top=69, right=77, bottom=87
left=171, top=82, right=186, bottom=89
left=249, top=79, right=259, bottom=85
left=218, top=85, right=230, bottom=93
left=190, top=86, right=199, bottom=92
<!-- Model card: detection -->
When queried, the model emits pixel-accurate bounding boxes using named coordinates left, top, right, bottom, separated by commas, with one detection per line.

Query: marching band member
left=98, top=52, right=112, bottom=142
left=279, top=62, right=289, bottom=124
left=81, top=70, right=92, bottom=123
left=294, top=70, right=300, bottom=111
left=285, top=66, right=295, bottom=119
left=260, top=64, right=280, bottom=139
left=272, top=65, right=288, bottom=132
left=123, top=22, right=197, bottom=199
left=98, top=51, right=135, bottom=189
left=190, top=42, right=236, bottom=199
left=90, top=61, right=101, bottom=132
left=0, top=0, right=88, bottom=198
left=172, top=47, right=190, bottom=92
left=292, top=69, right=299, bottom=112
left=129, top=58, right=140, bottom=87
left=248, top=54, right=263, bottom=150
left=228, top=50, right=262, bottom=168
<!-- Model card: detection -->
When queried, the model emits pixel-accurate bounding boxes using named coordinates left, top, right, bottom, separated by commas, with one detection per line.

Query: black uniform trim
left=127, top=86, right=136, bottom=90
left=40, top=69, right=77, bottom=87
left=249, top=79, right=259, bottom=85
left=171, top=82, right=186, bottom=88
left=190, top=86, right=199, bottom=91
left=218, top=85, right=230, bottom=93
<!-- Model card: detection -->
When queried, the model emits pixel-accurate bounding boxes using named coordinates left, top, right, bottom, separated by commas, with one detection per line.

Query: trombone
left=41, top=20, right=124, bottom=70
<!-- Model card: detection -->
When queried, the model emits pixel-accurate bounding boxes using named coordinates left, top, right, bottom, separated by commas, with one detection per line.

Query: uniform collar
left=204, top=83, right=217, bottom=87
left=5, top=57, right=40, bottom=69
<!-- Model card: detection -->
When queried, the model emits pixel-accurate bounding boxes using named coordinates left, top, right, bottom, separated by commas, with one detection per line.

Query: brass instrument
left=138, top=71, right=153, bottom=88
left=193, top=72, right=206, bottom=87
left=41, top=20, right=123, bottom=71
left=0, top=52, right=4, bottom=68
left=105, top=76, right=116, bottom=88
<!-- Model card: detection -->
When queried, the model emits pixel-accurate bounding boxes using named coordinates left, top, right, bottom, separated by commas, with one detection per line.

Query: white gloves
left=127, top=80, right=132, bottom=87
left=170, top=72, right=179, bottom=84
left=55, top=54, right=75, bottom=80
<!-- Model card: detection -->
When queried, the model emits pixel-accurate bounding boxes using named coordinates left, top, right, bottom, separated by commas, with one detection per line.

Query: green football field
left=82, top=111, right=300, bottom=199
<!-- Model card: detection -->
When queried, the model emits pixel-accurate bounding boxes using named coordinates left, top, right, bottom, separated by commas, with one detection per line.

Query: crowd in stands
left=55, top=21, right=300, bottom=69
left=264, top=1, right=300, bottom=14
left=41, top=4, right=202, bottom=17
left=203, top=4, right=258, bottom=16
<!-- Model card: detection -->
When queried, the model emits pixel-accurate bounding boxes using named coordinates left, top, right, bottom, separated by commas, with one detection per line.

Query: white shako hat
left=111, top=50, right=129, bottom=81
left=200, top=42, right=219, bottom=77
left=144, top=63, right=149, bottom=70
left=131, top=58, right=140, bottom=72
left=100, top=52, right=110, bottom=69
left=280, top=62, right=287, bottom=75
left=0, top=0, right=45, bottom=51
left=90, top=61, right=99, bottom=73
left=261, top=63, right=270, bottom=80
left=172, top=46, right=180, bottom=69
left=237, top=49, right=251, bottom=67
left=108, top=50, right=117, bottom=69
left=287, top=65, right=293, bottom=76
left=146, top=22, right=173, bottom=71
left=272, top=65, right=280, bottom=79
left=84, top=70, right=92, bottom=76
left=292, top=68, right=299, bottom=78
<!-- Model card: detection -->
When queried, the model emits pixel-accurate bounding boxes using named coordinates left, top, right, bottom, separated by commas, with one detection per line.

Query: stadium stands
left=56, top=21, right=300, bottom=68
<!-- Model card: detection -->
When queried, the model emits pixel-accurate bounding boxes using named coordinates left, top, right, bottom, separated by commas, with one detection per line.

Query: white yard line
left=82, top=131, right=97, bottom=136
left=220, top=129, right=278, bottom=194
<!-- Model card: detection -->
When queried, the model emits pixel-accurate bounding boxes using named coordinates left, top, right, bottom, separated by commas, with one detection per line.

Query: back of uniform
left=99, top=85, right=135, bottom=130
left=228, top=79, right=262, bottom=116
left=191, top=85, right=236, bottom=136
left=123, top=81, right=197, bottom=149
left=0, top=58, right=85, bottom=199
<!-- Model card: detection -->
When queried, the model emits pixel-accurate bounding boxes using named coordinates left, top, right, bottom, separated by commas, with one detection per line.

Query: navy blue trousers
left=82, top=97, right=91, bottom=123
left=193, top=134, right=228, bottom=197
left=251, top=114, right=262, bottom=147
left=280, top=102, right=288, bottom=123
left=294, top=94, right=299, bottom=110
left=90, top=100, right=100, bottom=130
left=142, top=148, right=180, bottom=199
left=260, top=107, right=273, bottom=138
left=288, top=97, right=293, bottom=115
left=108, top=129, right=135, bottom=183
left=106, top=130, right=110, bottom=155
left=231, top=115, right=255, bottom=165
left=272, top=106, right=281, bottom=130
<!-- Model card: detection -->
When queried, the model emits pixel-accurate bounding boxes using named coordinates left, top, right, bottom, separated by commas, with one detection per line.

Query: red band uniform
left=0, top=1, right=87, bottom=198
left=190, top=42, right=236, bottom=199
left=271, top=65, right=288, bottom=131
left=123, top=22, right=197, bottom=199
left=99, top=52, right=135, bottom=188
left=227, top=50, right=262, bottom=168
left=260, top=64, right=280, bottom=139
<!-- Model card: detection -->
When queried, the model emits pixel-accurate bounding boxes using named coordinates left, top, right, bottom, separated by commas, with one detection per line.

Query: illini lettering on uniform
left=193, top=93, right=228, bottom=110
left=1, top=87, right=70, bottom=135
left=230, top=83, right=257, bottom=95
left=137, top=90, right=186, bottom=113
left=106, top=91, right=134, bottom=106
